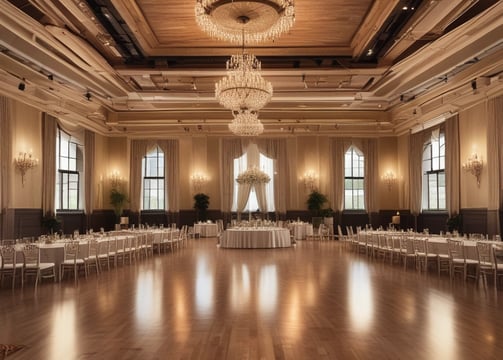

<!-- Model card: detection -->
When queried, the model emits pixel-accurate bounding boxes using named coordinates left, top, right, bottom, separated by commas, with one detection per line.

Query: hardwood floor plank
left=1, top=239, right=503, bottom=359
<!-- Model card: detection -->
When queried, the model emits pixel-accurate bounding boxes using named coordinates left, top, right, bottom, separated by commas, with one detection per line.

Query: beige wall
left=459, top=102, right=489, bottom=208
left=11, top=101, right=42, bottom=208
left=378, top=137, right=399, bottom=210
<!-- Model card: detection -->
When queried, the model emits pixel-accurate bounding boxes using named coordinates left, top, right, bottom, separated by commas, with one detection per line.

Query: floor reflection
left=195, top=255, right=214, bottom=315
left=428, top=292, right=456, bottom=359
left=49, top=298, right=76, bottom=359
left=348, top=261, right=374, bottom=332
left=258, top=265, right=278, bottom=315
left=230, top=264, right=250, bottom=311
left=135, top=270, right=162, bottom=330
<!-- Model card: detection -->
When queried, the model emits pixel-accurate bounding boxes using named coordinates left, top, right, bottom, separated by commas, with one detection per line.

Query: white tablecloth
left=290, top=222, right=313, bottom=240
left=220, top=228, right=291, bottom=248
left=194, top=223, right=218, bottom=237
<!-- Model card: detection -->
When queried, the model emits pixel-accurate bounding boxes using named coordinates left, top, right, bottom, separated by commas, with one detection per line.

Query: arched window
left=56, top=128, right=83, bottom=210
left=422, top=130, right=446, bottom=210
left=232, top=147, right=275, bottom=212
left=142, top=146, right=165, bottom=210
left=344, top=146, right=365, bottom=210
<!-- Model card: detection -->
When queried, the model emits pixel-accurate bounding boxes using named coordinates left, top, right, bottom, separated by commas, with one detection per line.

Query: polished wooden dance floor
left=1, top=240, right=503, bottom=359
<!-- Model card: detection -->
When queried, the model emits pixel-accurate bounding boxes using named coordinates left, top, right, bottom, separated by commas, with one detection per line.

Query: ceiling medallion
left=195, top=0, right=295, bottom=44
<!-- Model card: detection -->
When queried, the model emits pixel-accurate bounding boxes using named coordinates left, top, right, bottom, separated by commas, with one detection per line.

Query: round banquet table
left=194, top=223, right=218, bottom=237
left=289, top=222, right=313, bottom=240
left=220, top=227, right=292, bottom=249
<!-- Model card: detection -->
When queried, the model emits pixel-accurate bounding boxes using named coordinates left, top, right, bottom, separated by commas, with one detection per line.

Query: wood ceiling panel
left=131, top=0, right=374, bottom=53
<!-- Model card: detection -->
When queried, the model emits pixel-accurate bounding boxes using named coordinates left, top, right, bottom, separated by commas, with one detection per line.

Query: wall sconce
left=382, top=171, right=397, bottom=191
left=191, top=173, right=208, bottom=193
left=462, top=153, right=483, bottom=186
left=110, top=170, right=123, bottom=189
left=15, top=151, right=38, bottom=186
left=303, top=170, right=318, bottom=191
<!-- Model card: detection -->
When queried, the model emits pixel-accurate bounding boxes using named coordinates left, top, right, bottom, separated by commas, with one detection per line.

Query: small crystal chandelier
left=216, top=53, right=273, bottom=112
left=228, top=109, right=264, bottom=136
left=195, top=0, right=295, bottom=44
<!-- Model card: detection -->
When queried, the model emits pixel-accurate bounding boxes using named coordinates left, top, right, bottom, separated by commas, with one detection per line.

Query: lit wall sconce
left=191, top=173, right=208, bottom=193
left=303, top=170, right=318, bottom=191
left=15, top=151, right=38, bottom=186
left=462, top=153, right=483, bottom=186
left=382, top=171, right=397, bottom=191
left=110, top=170, right=123, bottom=189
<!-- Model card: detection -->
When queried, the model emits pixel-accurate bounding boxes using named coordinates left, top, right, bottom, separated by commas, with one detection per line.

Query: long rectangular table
left=220, top=228, right=291, bottom=249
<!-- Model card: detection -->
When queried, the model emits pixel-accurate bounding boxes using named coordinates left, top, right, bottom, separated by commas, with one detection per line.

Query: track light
left=18, top=80, right=25, bottom=91
left=471, top=79, right=477, bottom=90
left=48, top=74, right=53, bottom=81
left=85, top=91, right=91, bottom=101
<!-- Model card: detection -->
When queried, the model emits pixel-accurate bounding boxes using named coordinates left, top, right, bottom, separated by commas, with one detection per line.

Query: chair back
left=0, top=245, right=17, bottom=267
left=493, top=246, right=503, bottom=267
left=447, top=239, right=465, bottom=260
left=63, top=241, right=80, bottom=263
left=476, top=242, right=493, bottom=266
left=413, top=238, right=428, bottom=255
left=22, top=244, right=40, bottom=266
left=88, top=239, right=99, bottom=257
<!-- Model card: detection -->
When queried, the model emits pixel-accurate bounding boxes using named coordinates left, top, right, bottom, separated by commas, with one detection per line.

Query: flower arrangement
left=236, top=167, right=271, bottom=184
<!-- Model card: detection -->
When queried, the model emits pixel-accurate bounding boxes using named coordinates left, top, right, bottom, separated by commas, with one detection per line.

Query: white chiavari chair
left=60, top=241, right=85, bottom=282
left=0, top=245, right=24, bottom=288
left=22, top=244, right=56, bottom=287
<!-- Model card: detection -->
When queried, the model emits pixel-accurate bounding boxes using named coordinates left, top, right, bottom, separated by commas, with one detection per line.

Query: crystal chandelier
left=216, top=53, right=273, bottom=112
left=228, top=109, right=264, bottom=136
left=195, top=0, right=295, bottom=44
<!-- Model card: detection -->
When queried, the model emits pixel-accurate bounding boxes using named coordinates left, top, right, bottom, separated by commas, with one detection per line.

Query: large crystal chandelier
left=228, top=109, right=264, bottom=136
left=195, top=0, right=295, bottom=44
left=216, top=53, right=273, bottom=112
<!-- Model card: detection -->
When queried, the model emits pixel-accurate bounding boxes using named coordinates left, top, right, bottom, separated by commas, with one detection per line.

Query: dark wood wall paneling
left=4, top=207, right=501, bottom=239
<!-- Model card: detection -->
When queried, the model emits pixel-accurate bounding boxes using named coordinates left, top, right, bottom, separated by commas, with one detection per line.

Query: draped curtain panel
left=409, top=131, right=426, bottom=215
left=328, top=138, right=345, bottom=212
left=254, top=183, right=268, bottom=213
left=157, top=140, right=180, bottom=212
left=220, top=139, right=246, bottom=213
left=445, top=115, right=460, bottom=216
left=42, top=113, right=57, bottom=216
left=0, top=97, right=12, bottom=214
left=487, top=95, right=502, bottom=235
left=129, top=140, right=150, bottom=213
left=257, top=139, right=288, bottom=214
left=236, top=183, right=252, bottom=213
left=84, top=130, right=95, bottom=215
left=362, top=138, right=379, bottom=214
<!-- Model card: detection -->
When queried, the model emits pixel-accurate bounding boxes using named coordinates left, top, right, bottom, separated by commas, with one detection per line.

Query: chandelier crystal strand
left=215, top=53, right=273, bottom=111
left=228, top=109, right=264, bottom=136
left=195, top=0, right=295, bottom=44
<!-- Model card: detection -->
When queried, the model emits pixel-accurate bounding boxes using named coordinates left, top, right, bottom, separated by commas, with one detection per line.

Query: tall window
left=56, top=128, right=83, bottom=210
left=142, top=146, right=165, bottom=210
left=344, top=146, right=365, bottom=210
left=422, top=130, right=446, bottom=210
left=232, top=147, right=275, bottom=212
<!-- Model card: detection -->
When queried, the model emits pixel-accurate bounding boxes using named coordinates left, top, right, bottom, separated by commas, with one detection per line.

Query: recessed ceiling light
left=402, top=6, right=408, bottom=10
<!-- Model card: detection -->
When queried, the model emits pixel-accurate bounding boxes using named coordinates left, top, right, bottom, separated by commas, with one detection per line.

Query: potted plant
left=193, top=193, right=210, bottom=221
left=41, top=212, right=61, bottom=235
left=446, top=213, right=462, bottom=233
left=110, top=188, right=128, bottom=223
left=307, top=190, right=328, bottom=229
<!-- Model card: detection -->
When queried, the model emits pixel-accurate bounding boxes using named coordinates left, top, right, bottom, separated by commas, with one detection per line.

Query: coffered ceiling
left=0, top=0, right=502, bottom=137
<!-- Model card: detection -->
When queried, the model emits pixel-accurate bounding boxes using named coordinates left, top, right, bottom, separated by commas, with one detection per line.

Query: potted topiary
left=193, top=193, right=210, bottom=221
left=41, top=212, right=61, bottom=235
left=110, top=188, right=128, bottom=224
left=307, top=190, right=328, bottom=229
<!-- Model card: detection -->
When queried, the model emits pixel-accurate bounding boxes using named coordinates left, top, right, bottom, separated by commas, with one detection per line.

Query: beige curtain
left=487, top=96, right=502, bottom=235
left=0, top=97, right=12, bottom=214
left=362, top=138, right=379, bottom=214
left=84, top=130, right=95, bottom=215
left=42, top=113, right=57, bottom=216
left=254, top=183, right=267, bottom=213
left=158, top=140, right=180, bottom=212
left=409, top=131, right=425, bottom=215
left=220, top=139, right=247, bottom=212
left=257, top=139, right=288, bottom=214
left=237, top=183, right=252, bottom=213
left=445, top=115, right=460, bottom=216
left=328, top=138, right=345, bottom=212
